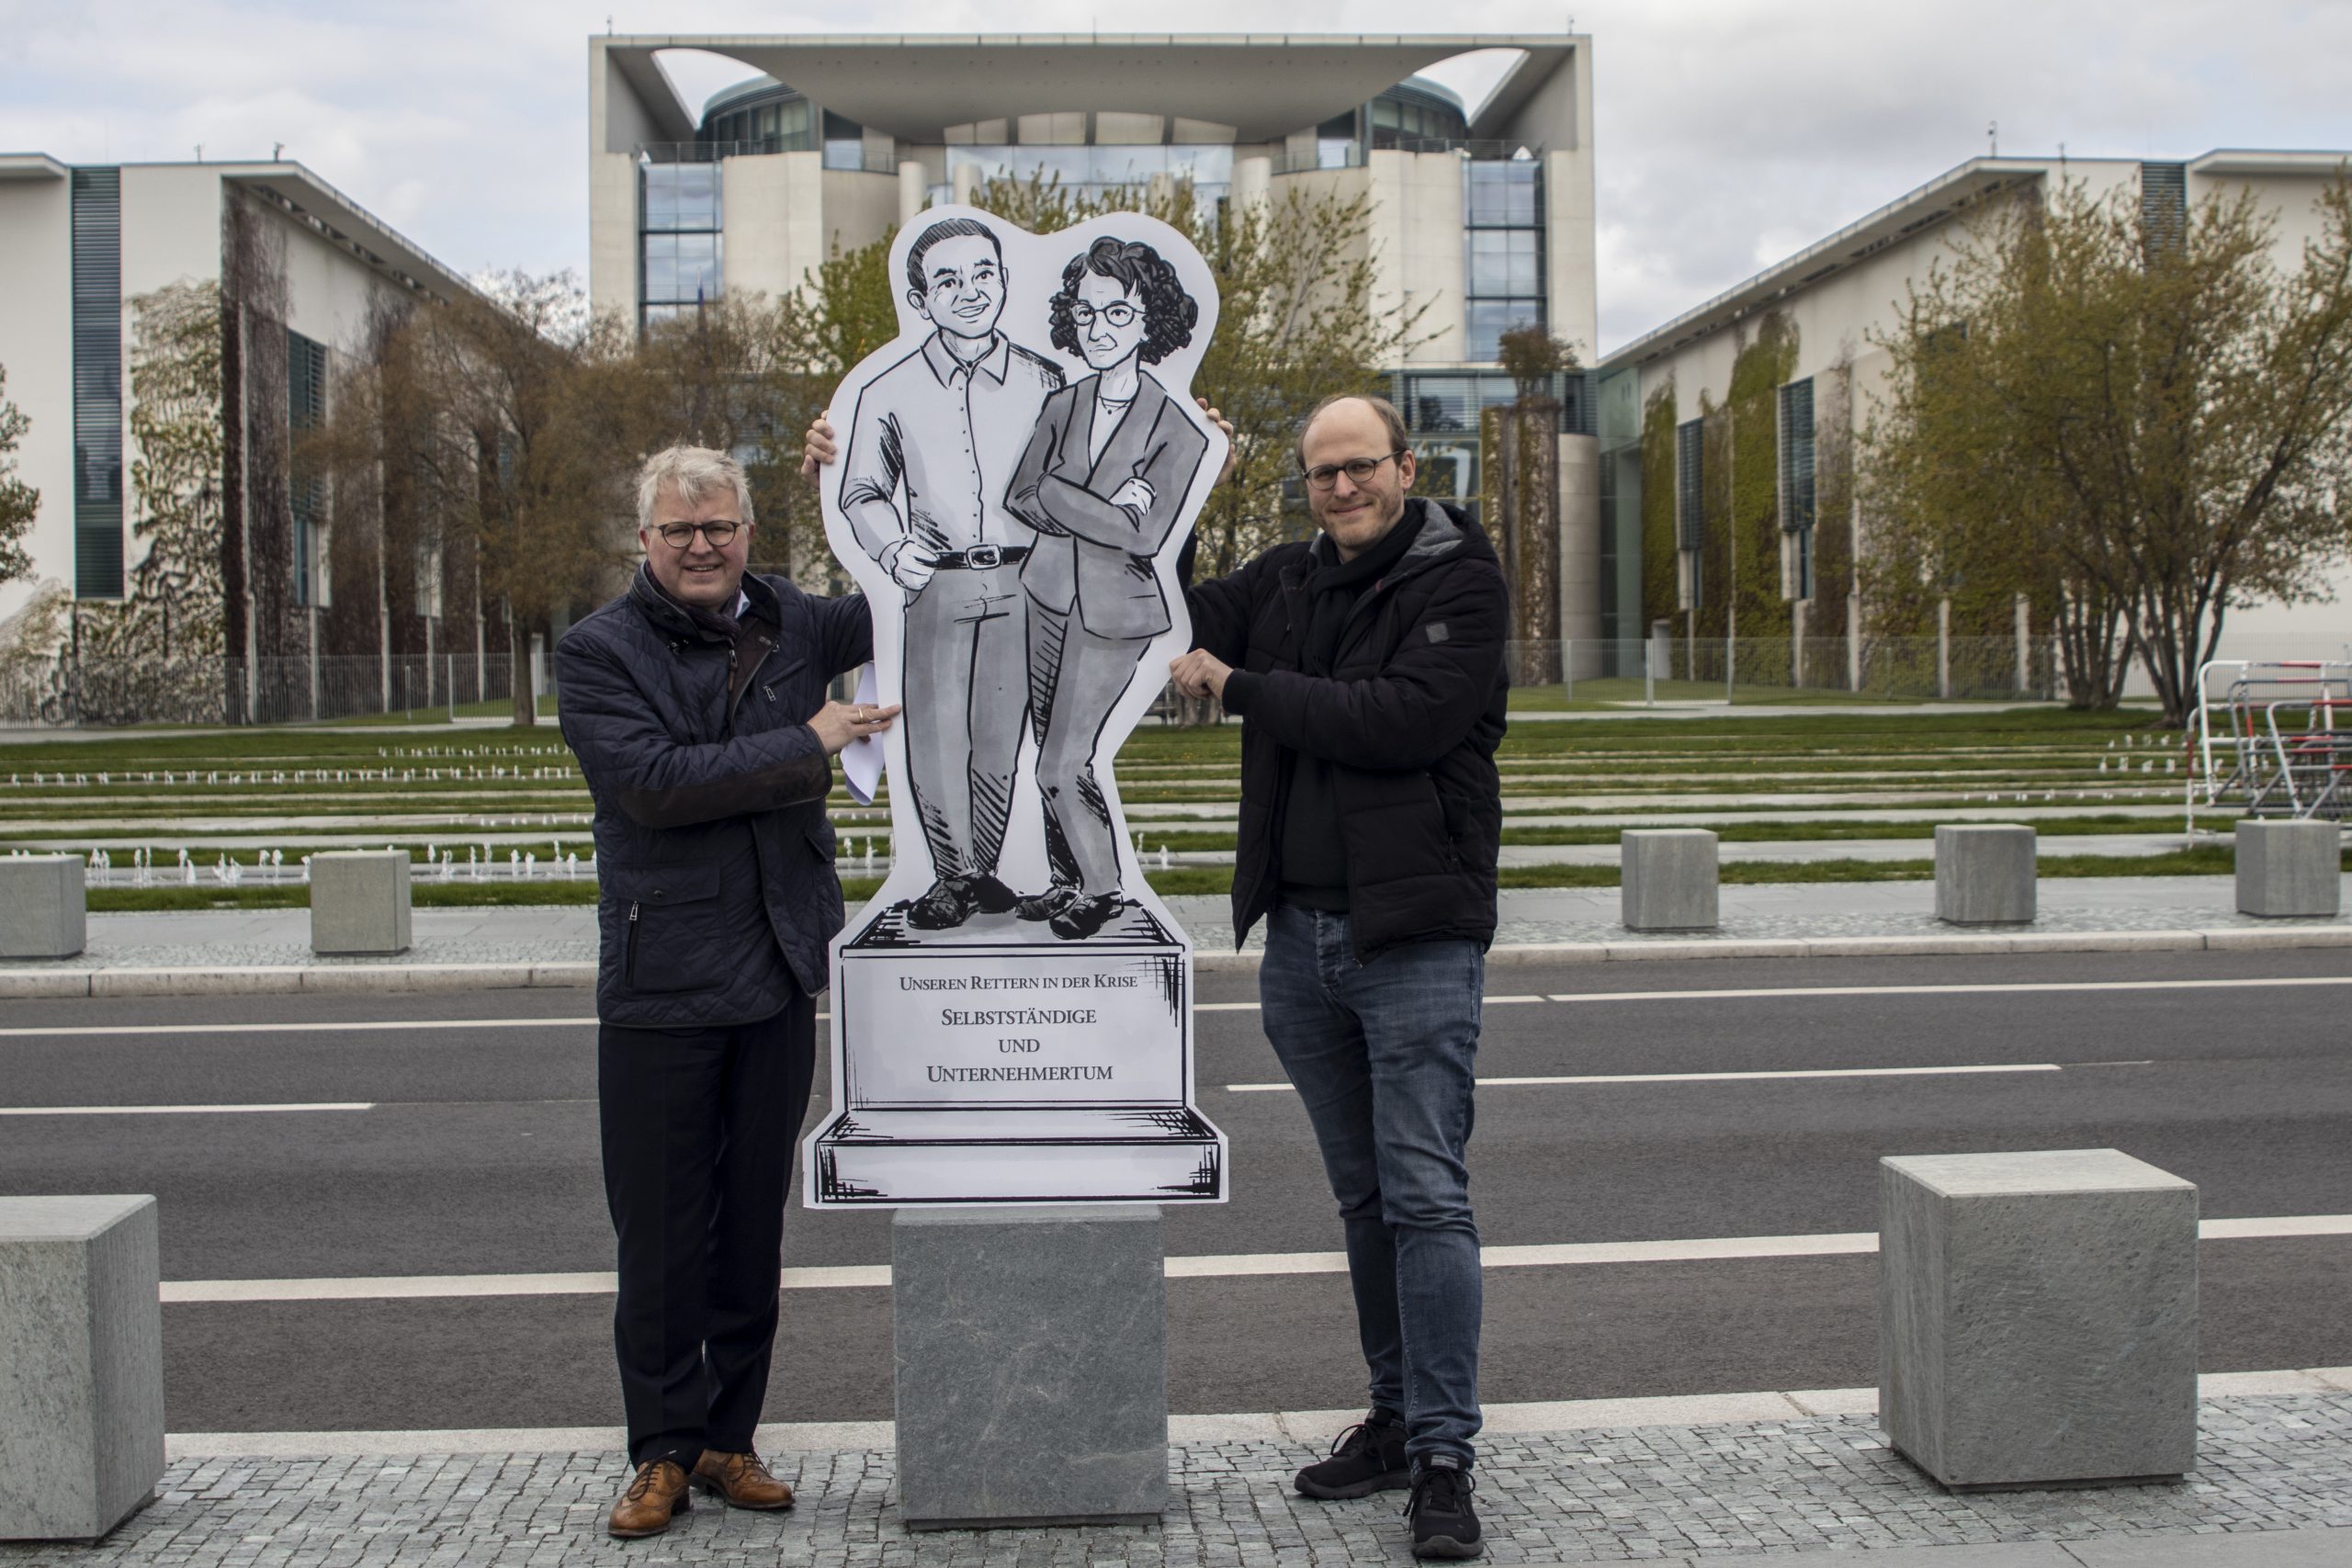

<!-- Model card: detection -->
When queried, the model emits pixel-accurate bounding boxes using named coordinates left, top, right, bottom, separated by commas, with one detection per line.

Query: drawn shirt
left=839, top=332, right=1065, bottom=565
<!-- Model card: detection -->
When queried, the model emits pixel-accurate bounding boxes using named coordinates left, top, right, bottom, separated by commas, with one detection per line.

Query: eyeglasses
left=1302, top=450, right=1407, bottom=491
left=1069, top=301, right=1140, bottom=329
left=652, top=520, right=743, bottom=548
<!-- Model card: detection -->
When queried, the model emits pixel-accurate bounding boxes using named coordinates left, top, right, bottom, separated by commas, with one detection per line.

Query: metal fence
left=1500, top=635, right=2064, bottom=704
left=0, top=651, right=528, bottom=728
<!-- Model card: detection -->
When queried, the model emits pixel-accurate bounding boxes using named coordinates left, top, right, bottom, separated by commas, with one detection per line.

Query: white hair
left=636, top=445, right=754, bottom=533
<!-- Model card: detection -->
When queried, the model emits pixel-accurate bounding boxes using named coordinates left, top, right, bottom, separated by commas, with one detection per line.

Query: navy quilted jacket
left=556, top=567, right=871, bottom=1026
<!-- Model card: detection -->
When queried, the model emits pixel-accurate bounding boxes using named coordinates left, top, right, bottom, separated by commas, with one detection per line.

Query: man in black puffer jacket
left=556, top=446, right=894, bottom=1540
left=1170, top=394, right=1506, bottom=1562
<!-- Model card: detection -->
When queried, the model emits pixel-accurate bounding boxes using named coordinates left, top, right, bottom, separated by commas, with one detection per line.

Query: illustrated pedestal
left=808, top=914, right=1224, bottom=1206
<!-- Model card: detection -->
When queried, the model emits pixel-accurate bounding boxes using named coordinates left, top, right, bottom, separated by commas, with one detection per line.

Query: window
left=288, top=329, right=327, bottom=608
left=71, top=167, right=122, bottom=599
left=1675, top=418, right=1704, bottom=552
left=1463, top=161, right=1544, bottom=360
left=639, top=164, right=723, bottom=327
left=1779, top=378, right=1815, bottom=602
left=822, top=110, right=865, bottom=170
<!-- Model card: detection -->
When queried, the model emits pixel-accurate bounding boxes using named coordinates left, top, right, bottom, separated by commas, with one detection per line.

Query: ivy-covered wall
left=1638, top=381, right=1678, bottom=632
left=1724, top=311, right=1799, bottom=674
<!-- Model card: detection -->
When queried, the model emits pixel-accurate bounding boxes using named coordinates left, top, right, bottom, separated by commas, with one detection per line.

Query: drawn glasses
left=1069, top=300, right=1141, bottom=330
left=652, top=520, right=743, bottom=548
left=1302, top=450, right=1408, bottom=491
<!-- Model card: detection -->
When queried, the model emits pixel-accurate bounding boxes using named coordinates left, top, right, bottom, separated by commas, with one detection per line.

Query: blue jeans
left=1260, top=902, right=1484, bottom=1468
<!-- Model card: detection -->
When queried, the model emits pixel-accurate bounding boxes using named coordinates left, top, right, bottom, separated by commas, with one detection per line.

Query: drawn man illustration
left=836, top=217, right=1064, bottom=930
left=1004, top=237, right=1210, bottom=940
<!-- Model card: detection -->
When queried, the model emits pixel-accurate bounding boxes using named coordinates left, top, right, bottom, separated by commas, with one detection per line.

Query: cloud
left=4, top=0, right=2345, bottom=350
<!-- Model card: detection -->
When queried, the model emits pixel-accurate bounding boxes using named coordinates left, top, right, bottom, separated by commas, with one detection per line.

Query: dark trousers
left=598, top=991, right=817, bottom=1470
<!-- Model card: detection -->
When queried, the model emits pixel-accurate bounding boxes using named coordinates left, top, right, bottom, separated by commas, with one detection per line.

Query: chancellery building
left=585, top=29, right=1608, bottom=643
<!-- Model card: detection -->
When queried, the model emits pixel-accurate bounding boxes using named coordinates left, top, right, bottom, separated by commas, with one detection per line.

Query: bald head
left=1298, top=395, right=1417, bottom=561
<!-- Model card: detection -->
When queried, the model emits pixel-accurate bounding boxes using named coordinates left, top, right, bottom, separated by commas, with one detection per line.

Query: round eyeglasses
left=653, top=520, right=742, bottom=548
left=1069, top=301, right=1141, bottom=329
left=1302, top=451, right=1407, bottom=492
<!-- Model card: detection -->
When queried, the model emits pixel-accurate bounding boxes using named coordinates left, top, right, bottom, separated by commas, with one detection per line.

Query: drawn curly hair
left=1048, top=237, right=1197, bottom=366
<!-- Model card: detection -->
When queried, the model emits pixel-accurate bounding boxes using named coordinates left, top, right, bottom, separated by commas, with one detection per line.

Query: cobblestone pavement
left=5, top=1395, right=2346, bottom=1566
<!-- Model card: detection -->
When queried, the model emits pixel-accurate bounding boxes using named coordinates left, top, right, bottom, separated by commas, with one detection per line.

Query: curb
left=2, top=925, right=2346, bottom=995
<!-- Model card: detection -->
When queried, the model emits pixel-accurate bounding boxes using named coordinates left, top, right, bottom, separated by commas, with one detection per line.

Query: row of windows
left=288, top=330, right=327, bottom=609
left=641, top=164, right=723, bottom=325
left=70, top=167, right=122, bottom=600
left=1462, top=161, right=1544, bottom=362
left=944, top=143, right=1234, bottom=201
left=642, top=164, right=720, bottom=232
left=1672, top=378, right=1822, bottom=603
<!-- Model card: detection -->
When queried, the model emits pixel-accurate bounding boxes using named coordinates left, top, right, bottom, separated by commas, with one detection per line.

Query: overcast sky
left=7, top=0, right=2350, bottom=355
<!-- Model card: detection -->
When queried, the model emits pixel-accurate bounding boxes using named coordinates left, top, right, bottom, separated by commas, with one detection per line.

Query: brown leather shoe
left=607, top=1458, right=693, bottom=1539
left=691, top=1449, right=796, bottom=1510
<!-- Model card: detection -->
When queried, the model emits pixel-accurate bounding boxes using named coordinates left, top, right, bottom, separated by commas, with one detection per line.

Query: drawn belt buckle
left=965, top=544, right=1003, bottom=570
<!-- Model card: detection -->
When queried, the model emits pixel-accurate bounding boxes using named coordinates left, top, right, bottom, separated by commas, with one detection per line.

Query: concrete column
left=897, top=160, right=927, bottom=225
left=2234, top=819, right=2343, bottom=917
left=1558, top=433, right=1601, bottom=679
left=1848, top=590, right=1863, bottom=692
left=893, top=1206, right=1167, bottom=1528
left=1880, top=1149, right=2198, bottom=1489
left=0, top=854, right=86, bottom=959
left=2014, top=592, right=2031, bottom=694
left=0, top=1196, right=165, bottom=1540
left=1233, top=154, right=1272, bottom=220
left=951, top=160, right=979, bottom=208
left=1935, top=824, right=2035, bottom=924
left=1936, top=597, right=1951, bottom=701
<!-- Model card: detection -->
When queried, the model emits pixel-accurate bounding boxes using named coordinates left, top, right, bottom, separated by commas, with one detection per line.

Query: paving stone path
left=5, top=1395, right=2343, bottom=1566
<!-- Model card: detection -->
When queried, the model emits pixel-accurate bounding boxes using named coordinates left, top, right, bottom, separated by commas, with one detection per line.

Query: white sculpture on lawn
left=803, top=207, right=1230, bottom=1207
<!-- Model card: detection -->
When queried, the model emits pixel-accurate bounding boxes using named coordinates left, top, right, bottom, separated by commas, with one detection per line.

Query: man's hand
left=1169, top=649, right=1233, bottom=701
left=1109, top=477, right=1156, bottom=514
left=799, top=414, right=838, bottom=480
left=1194, top=397, right=1238, bottom=486
left=880, top=540, right=936, bottom=593
left=808, top=700, right=899, bottom=755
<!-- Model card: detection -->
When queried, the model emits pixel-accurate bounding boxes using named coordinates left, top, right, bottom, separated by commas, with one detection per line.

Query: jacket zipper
left=625, top=899, right=641, bottom=986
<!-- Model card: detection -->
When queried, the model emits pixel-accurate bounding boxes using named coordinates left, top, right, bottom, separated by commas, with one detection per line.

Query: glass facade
left=288, top=329, right=327, bottom=607
left=944, top=143, right=1234, bottom=208
left=1676, top=414, right=1705, bottom=613
left=70, top=166, right=123, bottom=600
left=639, top=162, right=723, bottom=327
left=1464, top=160, right=1544, bottom=362
left=703, top=92, right=816, bottom=152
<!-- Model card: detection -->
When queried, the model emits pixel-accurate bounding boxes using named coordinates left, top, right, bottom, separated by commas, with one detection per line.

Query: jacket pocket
left=607, top=861, right=726, bottom=994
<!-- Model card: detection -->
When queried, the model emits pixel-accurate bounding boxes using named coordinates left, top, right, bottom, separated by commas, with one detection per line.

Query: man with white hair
left=556, top=445, right=898, bottom=1540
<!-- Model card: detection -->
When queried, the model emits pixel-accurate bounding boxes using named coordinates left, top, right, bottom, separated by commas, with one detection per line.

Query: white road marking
left=155, top=1215, right=2352, bottom=1303
left=1544, top=976, right=2352, bottom=1005
left=1224, top=1064, right=2066, bottom=1093
left=0, top=1101, right=374, bottom=1116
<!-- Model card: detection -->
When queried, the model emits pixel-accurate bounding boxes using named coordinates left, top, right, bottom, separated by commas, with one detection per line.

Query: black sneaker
left=1406, top=1461, right=1481, bottom=1559
left=1294, top=1411, right=1408, bottom=1500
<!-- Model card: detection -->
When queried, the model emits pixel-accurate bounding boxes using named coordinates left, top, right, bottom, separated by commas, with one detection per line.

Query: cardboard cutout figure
left=804, top=208, right=1230, bottom=1206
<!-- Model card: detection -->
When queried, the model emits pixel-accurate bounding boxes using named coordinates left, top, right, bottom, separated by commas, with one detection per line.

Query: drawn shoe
left=1405, top=1459, right=1482, bottom=1559
left=903, top=874, right=998, bottom=930
left=1015, top=884, right=1079, bottom=921
left=1047, top=892, right=1125, bottom=940
left=606, top=1458, right=693, bottom=1539
left=1295, top=1410, right=1409, bottom=1500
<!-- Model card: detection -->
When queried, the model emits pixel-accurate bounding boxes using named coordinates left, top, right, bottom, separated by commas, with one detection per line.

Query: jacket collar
left=628, top=563, right=781, bottom=645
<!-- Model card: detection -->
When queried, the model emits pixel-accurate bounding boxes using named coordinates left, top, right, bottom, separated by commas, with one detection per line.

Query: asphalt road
left=2, top=947, right=2346, bottom=1434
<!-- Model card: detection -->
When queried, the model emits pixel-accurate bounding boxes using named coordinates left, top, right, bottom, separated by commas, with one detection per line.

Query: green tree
left=0, top=365, right=35, bottom=586
left=1865, top=171, right=2352, bottom=722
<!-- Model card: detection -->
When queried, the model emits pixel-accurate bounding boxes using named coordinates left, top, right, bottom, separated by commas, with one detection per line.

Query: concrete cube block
left=1621, top=829, right=1719, bottom=931
left=1935, top=824, right=2036, bottom=924
left=0, top=855, right=85, bottom=960
left=2234, top=819, right=2342, bottom=918
left=1879, top=1149, right=2198, bottom=1489
left=893, top=1205, right=1166, bottom=1528
left=309, top=851, right=411, bottom=956
left=0, top=1196, right=164, bottom=1540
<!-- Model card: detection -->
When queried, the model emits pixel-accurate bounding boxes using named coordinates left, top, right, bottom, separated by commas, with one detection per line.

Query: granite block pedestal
left=892, top=1205, right=1167, bottom=1529
left=1935, top=824, right=2037, bottom=924
left=0, top=1196, right=164, bottom=1541
left=2234, top=818, right=2342, bottom=917
left=309, top=851, right=411, bottom=955
left=0, top=855, right=85, bottom=959
left=1621, top=829, right=1719, bottom=931
left=1879, top=1149, right=2198, bottom=1490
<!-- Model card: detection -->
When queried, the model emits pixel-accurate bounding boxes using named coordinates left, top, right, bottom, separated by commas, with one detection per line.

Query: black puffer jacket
left=556, top=568, right=870, bottom=1026
left=1185, top=499, right=1509, bottom=961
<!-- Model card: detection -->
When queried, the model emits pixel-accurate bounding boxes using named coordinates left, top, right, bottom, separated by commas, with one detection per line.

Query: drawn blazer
left=1006, top=371, right=1210, bottom=641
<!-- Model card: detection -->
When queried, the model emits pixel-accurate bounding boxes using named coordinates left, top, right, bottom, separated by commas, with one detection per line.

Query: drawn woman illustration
left=1005, top=236, right=1210, bottom=940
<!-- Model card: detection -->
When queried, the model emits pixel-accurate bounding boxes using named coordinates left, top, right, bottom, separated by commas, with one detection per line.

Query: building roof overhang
left=220, top=163, right=476, bottom=304
left=600, top=33, right=1577, bottom=145
left=0, top=153, right=73, bottom=182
